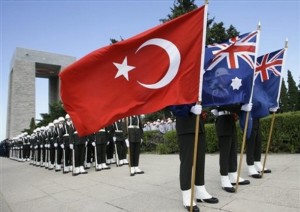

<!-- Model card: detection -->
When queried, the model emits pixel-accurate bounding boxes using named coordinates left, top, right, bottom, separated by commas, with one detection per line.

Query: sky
left=1, top=0, right=299, bottom=140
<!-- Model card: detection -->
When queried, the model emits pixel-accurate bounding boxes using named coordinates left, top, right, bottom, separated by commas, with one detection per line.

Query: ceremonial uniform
left=170, top=104, right=218, bottom=212
left=106, top=124, right=116, bottom=165
left=94, top=128, right=110, bottom=171
left=246, top=118, right=271, bottom=177
left=213, top=104, right=250, bottom=193
left=126, top=115, right=144, bottom=176
left=113, top=119, right=128, bottom=166
left=73, top=128, right=88, bottom=175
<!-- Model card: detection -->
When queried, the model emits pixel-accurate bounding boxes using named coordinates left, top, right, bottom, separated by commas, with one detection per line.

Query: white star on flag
left=114, top=57, right=135, bottom=81
left=231, top=77, right=242, bottom=90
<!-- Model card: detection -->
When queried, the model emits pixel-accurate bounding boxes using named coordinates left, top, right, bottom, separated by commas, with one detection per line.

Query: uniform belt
left=218, top=111, right=231, bottom=116
left=115, top=130, right=123, bottom=132
left=99, top=129, right=105, bottom=132
left=128, top=125, right=139, bottom=129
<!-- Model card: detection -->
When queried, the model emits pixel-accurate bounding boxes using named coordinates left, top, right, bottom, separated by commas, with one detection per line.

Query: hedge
left=141, top=111, right=300, bottom=154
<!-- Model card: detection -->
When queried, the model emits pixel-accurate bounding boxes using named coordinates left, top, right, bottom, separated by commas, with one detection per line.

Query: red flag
left=60, top=5, right=206, bottom=136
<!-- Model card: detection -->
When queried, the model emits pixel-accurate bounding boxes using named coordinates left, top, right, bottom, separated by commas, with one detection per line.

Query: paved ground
left=0, top=153, right=299, bottom=212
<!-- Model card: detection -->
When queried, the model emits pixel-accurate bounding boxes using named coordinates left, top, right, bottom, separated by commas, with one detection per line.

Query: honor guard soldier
left=54, top=118, right=64, bottom=172
left=44, top=126, right=50, bottom=169
left=84, top=133, right=94, bottom=169
left=113, top=119, right=128, bottom=166
left=126, top=115, right=144, bottom=176
left=211, top=103, right=252, bottom=193
left=64, top=115, right=74, bottom=174
left=93, top=128, right=111, bottom=171
left=48, top=122, right=56, bottom=170
left=106, top=124, right=116, bottom=165
left=23, top=133, right=30, bottom=161
left=73, top=127, right=88, bottom=175
left=40, top=126, right=47, bottom=167
left=170, top=104, right=218, bottom=212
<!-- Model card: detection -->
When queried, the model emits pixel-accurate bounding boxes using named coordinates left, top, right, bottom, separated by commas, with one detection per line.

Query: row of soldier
left=8, top=114, right=146, bottom=176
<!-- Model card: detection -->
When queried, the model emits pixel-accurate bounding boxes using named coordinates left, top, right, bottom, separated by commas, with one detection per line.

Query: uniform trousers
left=129, top=142, right=140, bottom=167
left=116, top=140, right=127, bottom=160
left=246, top=118, right=262, bottom=165
left=74, top=144, right=85, bottom=167
left=96, top=144, right=107, bottom=164
left=178, top=133, right=206, bottom=190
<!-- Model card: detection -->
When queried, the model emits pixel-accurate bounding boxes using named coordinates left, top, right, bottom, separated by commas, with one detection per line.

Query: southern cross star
left=113, top=57, right=135, bottom=81
left=231, top=77, right=242, bottom=90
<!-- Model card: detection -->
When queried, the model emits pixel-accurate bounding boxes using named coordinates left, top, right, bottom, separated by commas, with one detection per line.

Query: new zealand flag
left=252, top=48, right=285, bottom=118
left=202, top=31, right=258, bottom=107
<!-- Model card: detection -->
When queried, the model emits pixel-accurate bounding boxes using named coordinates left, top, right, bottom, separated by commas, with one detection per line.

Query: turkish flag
left=60, top=5, right=206, bottom=136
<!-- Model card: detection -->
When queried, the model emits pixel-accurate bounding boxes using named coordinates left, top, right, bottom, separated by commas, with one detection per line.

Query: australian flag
left=202, top=31, right=258, bottom=107
left=252, top=48, right=285, bottom=118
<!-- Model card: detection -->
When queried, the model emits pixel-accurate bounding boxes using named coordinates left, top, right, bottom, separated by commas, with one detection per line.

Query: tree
left=36, top=101, right=66, bottom=127
left=287, top=70, right=298, bottom=111
left=22, top=117, right=36, bottom=134
left=279, top=78, right=289, bottom=112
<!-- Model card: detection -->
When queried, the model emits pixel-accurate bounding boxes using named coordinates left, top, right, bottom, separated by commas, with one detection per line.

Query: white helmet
left=65, top=114, right=70, bottom=119
left=58, top=117, right=65, bottom=122
left=49, top=123, right=55, bottom=128
left=53, top=119, right=59, bottom=124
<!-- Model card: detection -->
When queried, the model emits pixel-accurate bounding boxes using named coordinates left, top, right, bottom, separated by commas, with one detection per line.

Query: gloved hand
left=190, top=104, right=202, bottom=115
left=54, top=143, right=58, bottom=148
left=34, top=145, right=38, bottom=149
left=63, top=133, right=69, bottom=137
left=70, top=144, right=74, bottom=149
left=211, top=109, right=218, bottom=116
left=125, top=139, right=129, bottom=147
left=141, top=139, right=143, bottom=143
left=113, top=136, right=116, bottom=142
left=60, top=144, right=64, bottom=149
left=107, top=141, right=110, bottom=146
left=241, top=103, right=253, bottom=112
left=85, top=141, right=88, bottom=147
left=92, top=142, right=96, bottom=147
left=269, top=107, right=279, bottom=112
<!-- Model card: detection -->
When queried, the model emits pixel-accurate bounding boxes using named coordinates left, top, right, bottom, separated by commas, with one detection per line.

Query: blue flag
left=252, top=48, right=285, bottom=118
left=202, top=31, right=258, bottom=107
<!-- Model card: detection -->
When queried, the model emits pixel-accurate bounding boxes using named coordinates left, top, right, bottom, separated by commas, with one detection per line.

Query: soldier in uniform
left=211, top=103, right=252, bottom=193
left=126, top=115, right=144, bottom=176
left=113, top=119, right=128, bottom=166
left=84, top=133, right=94, bottom=169
left=93, top=128, right=111, bottom=171
left=48, top=122, right=56, bottom=170
left=106, top=124, right=116, bottom=165
left=246, top=117, right=272, bottom=178
left=170, top=104, right=218, bottom=212
left=73, top=127, right=88, bottom=175
left=64, top=115, right=74, bottom=174
left=23, top=133, right=31, bottom=161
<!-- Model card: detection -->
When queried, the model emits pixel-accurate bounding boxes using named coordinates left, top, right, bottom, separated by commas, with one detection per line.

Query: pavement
left=0, top=153, right=299, bottom=212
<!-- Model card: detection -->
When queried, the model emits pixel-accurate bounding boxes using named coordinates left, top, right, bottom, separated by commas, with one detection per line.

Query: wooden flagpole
left=261, top=112, right=275, bottom=178
left=235, top=22, right=261, bottom=192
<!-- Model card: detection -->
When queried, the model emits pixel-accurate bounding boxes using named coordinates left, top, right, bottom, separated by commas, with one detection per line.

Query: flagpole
left=235, top=22, right=261, bottom=192
left=189, top=1, right=208, bottom=211
left=261, top=39, right=288, bottom=178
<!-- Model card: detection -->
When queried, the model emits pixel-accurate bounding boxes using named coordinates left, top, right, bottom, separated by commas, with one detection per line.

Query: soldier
left=23, top=133, right=30, bottom=161
left=126, top=115, right=144, bottom=176
left=73, top=127, right=88, bottom=175
left=64, top=115, right=74, bottom=174
left=211, top=103, right=252, bottom=193
left=106, top=124, right=116, bottom=165
left=48, top=122, right=56, bottom=170
left=170, top=104, right=218, bottom=212
left=84, top=133, right=94, bottom=169
left=93, top=128, right=111, bottom=171
left=113, top=119, right=128, bottom=166
left=54, top=120, right=63, bottom=172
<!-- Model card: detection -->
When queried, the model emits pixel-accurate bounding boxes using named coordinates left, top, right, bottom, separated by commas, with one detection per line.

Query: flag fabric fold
left=201, top=31, right=258, bottom=107
left=60, top=6, right=206, bottom=136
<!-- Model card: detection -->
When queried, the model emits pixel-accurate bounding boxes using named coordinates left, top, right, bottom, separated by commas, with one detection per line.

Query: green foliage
left=142, top=111, right=300, bottom=154
left=36, top=101, right=66, bottom=128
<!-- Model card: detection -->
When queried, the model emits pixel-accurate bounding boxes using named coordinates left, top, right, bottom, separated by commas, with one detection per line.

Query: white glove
left=113, top=136, right=116, bottom=142
left=190, top=104, right=202, bottom=115
left=107, top=141, right=110, bottom=146
left=54, top=143, right=58, bottom=148
left=40, top=145, right=43, bottom=148
left=141, top=139, right=143, bottom=143
left=211, top=109, right=218, bottom=116
left=269, top=107, right=279, bottom=112
left=34, top=145, right=38, bottom=149
left=69, top=144, right=74, bottom=149
left=92, top=142, right=96, bottom=147
left=85, top=141, right=88, bottom=147
left=30, top=145, right=33, bottom=148
left=241, top=103, right=253, bottom=112
left=125, top=139, right=129, bottom=147
left=60, top=144, right=64, bottom=149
